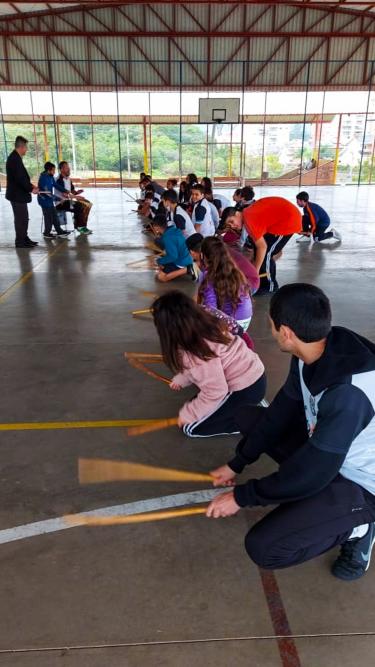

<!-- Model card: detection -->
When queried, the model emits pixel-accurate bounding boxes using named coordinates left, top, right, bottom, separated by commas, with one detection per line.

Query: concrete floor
left=0, top=184, right=374, bottom=666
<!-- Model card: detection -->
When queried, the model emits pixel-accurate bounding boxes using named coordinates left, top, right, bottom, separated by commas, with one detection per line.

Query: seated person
left=152, top=215, right=195, bottom=283
left=178, top=180, right=191, bottom=207
left=187, top=233, right=259, bottom=295
left=166, top=178, right=178, bottom=191
left=191, top=184, right=215, bottom=237
left=152, top=291, right=265, bottom=438
left=296, top=191, right=341, bottom=243
left=55, top=161, right=93, bottom=235
left=37, top=161, right=70, bottom=240
left=203, top=189, right=220, bottom=229
left=233, top=188, right=242, bottom=208
left=162, top=189, right=195, bottom=239
left=213, top=192, right=231, bottom=215
left=238, top=186, right=255, bottom=210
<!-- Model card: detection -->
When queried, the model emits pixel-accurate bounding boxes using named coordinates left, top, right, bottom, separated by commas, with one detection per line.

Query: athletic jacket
left=37, top=172, right=59, bottom=209
left=168, top=205, right=195, bottom=239
left=303, top=202, right=330, bottom=233
left=192, top=198, right=215, bottom=237
left=156, top=226, right=192, bottom=268
left=5, top=150, right=33, bottom=203
left=229, top=327, right=375, bottom=508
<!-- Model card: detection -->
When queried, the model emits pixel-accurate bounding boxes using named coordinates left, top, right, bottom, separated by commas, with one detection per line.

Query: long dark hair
left=199, top=236, right=248, bottom=311
left=152, top=291, right=231, bottom=372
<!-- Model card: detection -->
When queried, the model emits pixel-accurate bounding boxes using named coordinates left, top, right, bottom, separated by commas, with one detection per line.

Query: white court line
left=0, top=489, right=222, bottom=546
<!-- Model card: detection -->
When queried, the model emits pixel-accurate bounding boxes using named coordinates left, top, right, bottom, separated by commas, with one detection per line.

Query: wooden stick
left=145, top=241, right=163, bottom=254
left=65, top=506, right=207, bottom=527
left=127, top=357, right=171, bottom=385
left=124, top=352, right=162, bottom=361
left=78, top=458, right=213, bottom=484
left=259, top=272, right=268, bottom=278
left=140, top=290, right=158, bottom=298
left=126, top=257, right=155, bottom=268
left=131, top=308, right=152, bottom=315
left=127, top=417, right=178, bottom=436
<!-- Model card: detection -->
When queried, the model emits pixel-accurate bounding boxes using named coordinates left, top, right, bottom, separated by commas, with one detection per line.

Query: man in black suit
left=6, top=136, right=39, bottom=248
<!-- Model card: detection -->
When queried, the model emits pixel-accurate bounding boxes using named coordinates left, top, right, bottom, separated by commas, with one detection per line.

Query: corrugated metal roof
left=0, top=2, right=374, bottom=91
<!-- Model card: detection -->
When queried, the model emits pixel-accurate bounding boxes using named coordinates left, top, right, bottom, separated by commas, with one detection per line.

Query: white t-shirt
left=170, top=205, right=196, bottom=238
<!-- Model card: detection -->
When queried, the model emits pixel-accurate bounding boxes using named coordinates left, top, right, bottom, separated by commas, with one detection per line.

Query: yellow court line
left=0, top=244, right=65, bottom=305
left=0, top=419, right=159, bottom=432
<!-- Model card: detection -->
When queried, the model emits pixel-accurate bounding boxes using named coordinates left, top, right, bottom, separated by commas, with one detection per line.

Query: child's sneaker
left=77, top=227, right=91, bottom=235
left=332, top=228, right=342, bottom=241
left=43, top=232, right=56, bottom=239
left=57, top=232, right=70, bottom=238
left=296, top=234, right=311, bottom=243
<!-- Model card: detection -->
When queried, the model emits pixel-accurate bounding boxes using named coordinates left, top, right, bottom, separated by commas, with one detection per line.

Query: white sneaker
left=331, top=228, right=342, bottom=241
left=296, top=234, right=311, bottom=244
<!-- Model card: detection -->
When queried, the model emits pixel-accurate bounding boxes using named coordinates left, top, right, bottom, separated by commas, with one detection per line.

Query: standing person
left=233, top=197, right=302, bottom=294
left=191, top=184, right=215, bottom=237
left=37, top=162, right=70, bottom=240
left=152, top=291, right=266, bottom=438
left=207, top=283, right=375, bottom=582
left=198, top=236, right=252, bottom=331
left=5, top=136, right=39, bottom=248
left=162, top=190, right=195, bottom=239
left=296, top=191, right=342, bottom=243
left=55, top=161, right=93, bottom=235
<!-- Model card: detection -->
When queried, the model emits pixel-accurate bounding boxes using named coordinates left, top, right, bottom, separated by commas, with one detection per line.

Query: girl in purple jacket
left=198, top=236, right=252, bottom=331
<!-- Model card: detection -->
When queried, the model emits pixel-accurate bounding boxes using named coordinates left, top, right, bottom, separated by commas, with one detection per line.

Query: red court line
left=259, top=569, right=301, bottom=667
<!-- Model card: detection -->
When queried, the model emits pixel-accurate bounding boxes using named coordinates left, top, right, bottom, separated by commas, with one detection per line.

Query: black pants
left=183, top=373, right=266, bottom=437
left=56, top=200, right=89, bottom=230
left=258, top=234, right=293, bottom=292
left=302, top=214, right=333, bottom=241
left=11, top=201, right=29, bottom=244
left=241, top=407, right=375, bottom=570
left=42, top=208, right=64, bottom=235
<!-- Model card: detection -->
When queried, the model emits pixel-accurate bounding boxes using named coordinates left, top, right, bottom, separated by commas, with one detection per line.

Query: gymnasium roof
left=0, top=1, right=375, bottom=91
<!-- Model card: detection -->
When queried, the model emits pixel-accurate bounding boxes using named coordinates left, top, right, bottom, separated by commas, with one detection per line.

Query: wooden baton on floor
left=125, top=355, right=171, bottom=385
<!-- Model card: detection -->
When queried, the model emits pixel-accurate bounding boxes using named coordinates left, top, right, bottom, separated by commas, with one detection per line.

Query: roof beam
left=2, top=30, right=375, bottom=37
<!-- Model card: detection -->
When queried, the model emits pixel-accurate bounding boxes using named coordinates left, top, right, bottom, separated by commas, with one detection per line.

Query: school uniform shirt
left=156, top=226, right=192, bottom=268
left=168, top=205, right=195, bottom=238
left=243, top=197, right=301, bottom=241
left=213, top=193, right=231, bottom=211
left=150, top=191, right=162, bottom=219
left=207, top=200, right=220, bottom=229
left=228, top=327, right=375, bottom=508
left=192, top=198, right=215, bottom=237
left=172, top=336, right=264, bottom=424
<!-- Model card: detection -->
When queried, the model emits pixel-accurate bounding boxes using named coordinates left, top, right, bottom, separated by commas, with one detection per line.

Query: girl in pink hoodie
left=152, top=291, right=266, bottom=437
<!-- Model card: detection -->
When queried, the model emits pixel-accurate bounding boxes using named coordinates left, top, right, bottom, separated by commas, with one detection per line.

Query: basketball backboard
left=199, top=98, right=240, bottom=124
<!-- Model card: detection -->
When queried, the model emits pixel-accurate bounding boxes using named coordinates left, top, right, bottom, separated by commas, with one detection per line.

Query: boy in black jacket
left=5, top=136, right=39, bottom=248
left=207, top=283, right=375, bottom=581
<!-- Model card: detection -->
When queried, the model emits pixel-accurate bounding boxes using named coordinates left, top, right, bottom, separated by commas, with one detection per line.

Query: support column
left=333, top=114, right=343, bottom=185
left=42, top=116, right=50, bottom=162
left=143, top=116, right=149, bottom=174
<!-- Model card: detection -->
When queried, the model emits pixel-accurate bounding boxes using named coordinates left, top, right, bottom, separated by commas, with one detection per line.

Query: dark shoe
left=43, top=233, right=57, bottom=239
left=15, top=241, right=36, bottom=248
left=26, top=238, right=39, bottom=246
left=331, top=523, right=375, bottom=581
